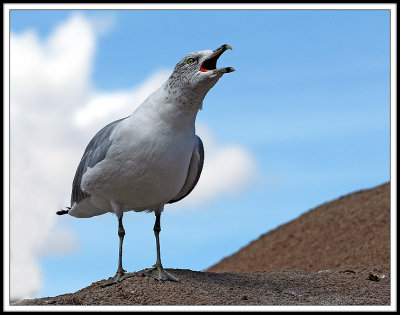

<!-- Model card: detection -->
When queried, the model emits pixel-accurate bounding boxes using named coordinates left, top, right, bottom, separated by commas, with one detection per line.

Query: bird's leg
left=116, top=216, right=127, bottom=274
left=142, top=213, right=179, bottom=282
left=101, top=215, right=136, bottom=287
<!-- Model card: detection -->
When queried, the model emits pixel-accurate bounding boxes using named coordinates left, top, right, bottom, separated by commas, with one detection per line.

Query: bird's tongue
left=200, top=65, right=211, bottom=72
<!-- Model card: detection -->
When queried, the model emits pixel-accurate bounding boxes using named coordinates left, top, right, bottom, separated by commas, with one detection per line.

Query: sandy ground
left=11, top=182, right=391, bottom=307
left=12, top=265, right=390, bottom=306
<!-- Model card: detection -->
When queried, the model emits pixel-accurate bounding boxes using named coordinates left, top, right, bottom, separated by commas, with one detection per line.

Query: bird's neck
left=162, top=79, right=208, bottom=112
left=134, top=84, right=201, bottom=131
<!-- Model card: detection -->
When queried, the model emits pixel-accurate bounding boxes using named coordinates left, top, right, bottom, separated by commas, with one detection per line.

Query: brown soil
left=13, top=265, right=390, bottom=306
left=208, top=182, right=390, bottom=273
left=11, top=182, right=391, bottom=306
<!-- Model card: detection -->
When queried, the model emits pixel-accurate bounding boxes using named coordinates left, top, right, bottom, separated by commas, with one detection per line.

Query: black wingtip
left=56, top=207, right=71, bottom=215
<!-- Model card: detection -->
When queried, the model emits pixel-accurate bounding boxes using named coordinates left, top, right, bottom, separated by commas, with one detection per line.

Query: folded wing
left=71, top=117, right=127, bottom=206
left=168, top=135, right=204, bottom=204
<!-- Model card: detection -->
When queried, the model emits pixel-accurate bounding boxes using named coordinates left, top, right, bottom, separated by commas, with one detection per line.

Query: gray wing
left=70, top=117, right=127, bottom=206
left=168, top=135, right=204, bottom=204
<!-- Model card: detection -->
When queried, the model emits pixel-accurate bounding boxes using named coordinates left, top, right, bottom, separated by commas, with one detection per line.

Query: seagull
left=57, top=44, right=235, bottom=287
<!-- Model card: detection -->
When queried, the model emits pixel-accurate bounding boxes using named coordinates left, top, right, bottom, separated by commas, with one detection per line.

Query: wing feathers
left=70, top=117, right=127, bottom=206
left=168, top=135, right=204, bottom=204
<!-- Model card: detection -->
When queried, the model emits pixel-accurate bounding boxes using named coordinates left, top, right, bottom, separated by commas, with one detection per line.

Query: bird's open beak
left=200, top=44, right=235, bottom=74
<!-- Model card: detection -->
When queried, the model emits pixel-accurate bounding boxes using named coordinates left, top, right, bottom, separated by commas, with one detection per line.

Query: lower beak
left=214, top=67, right=235, bottom=74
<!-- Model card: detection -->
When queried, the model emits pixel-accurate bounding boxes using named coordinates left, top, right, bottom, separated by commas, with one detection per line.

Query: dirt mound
left=11, top=182, right=391, bottom=306
left=12, top=266, right=390, bottom=306
left=207, top=182, right=390, bottom=273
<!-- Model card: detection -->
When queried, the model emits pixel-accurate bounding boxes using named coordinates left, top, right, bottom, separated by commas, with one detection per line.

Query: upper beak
left=200, top=44, right=235, bottom=74
left=212, top=44, right=233, bottom=56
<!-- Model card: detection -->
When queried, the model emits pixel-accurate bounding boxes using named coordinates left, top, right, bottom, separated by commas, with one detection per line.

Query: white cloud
left=172, top=123, right=257, bottom=209
left=73, top=69, right=171, bottom=130
left=9, top=12, right=257, bottom=300
left=86, top=12, right=117, bottom=36
left=10, top=13, right=97, bottom=301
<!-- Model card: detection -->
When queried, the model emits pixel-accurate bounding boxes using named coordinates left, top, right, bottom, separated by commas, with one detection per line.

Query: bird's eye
left=187, top=58, right=195, bottom=65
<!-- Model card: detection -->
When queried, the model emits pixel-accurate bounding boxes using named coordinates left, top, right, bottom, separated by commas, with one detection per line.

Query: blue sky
left=8, top=8, right=391, bottom=300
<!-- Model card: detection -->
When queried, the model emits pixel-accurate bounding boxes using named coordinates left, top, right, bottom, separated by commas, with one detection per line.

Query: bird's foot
left=142, top=264, right=179, bottom=282
left=100, top=270, right=136, bottom=287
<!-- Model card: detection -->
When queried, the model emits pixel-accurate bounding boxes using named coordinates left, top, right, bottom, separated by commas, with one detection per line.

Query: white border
left=3, top=2, right=11, bottom=313
left=5, top=305, right=399, bottom=312
left=3, top=3, right=397, bottom=312
left=389, top=3, right=398, bottom=312
left=3, top=3, right=398, bottom=10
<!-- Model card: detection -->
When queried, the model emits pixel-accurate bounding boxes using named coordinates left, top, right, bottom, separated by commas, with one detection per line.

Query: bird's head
left=166, top=44, right=235, bottom=101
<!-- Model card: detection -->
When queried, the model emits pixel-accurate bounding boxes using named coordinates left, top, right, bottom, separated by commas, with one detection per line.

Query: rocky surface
left=12, top=265, right=390, bottom=306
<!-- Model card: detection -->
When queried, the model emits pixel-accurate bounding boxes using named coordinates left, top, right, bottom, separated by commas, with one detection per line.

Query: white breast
left=81, top=99, right=197, bottom=212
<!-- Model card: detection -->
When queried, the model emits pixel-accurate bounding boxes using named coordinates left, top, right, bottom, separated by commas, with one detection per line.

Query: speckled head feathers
left=166, top=44, right=235, bottom=104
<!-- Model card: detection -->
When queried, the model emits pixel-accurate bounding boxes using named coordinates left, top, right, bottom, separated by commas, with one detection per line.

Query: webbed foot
left=101, top=270, right=136, bottom=287
left=142, top=264, right=179, bottom=282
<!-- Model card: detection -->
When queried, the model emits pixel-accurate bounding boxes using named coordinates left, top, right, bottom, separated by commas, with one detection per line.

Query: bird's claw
left=142, top=265, right=179, bottom=282
left=100, top=271, right=136, bottom=287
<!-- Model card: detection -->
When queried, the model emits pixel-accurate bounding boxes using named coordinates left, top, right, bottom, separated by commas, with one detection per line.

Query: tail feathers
left=57, top=206, right=71, bottom=215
